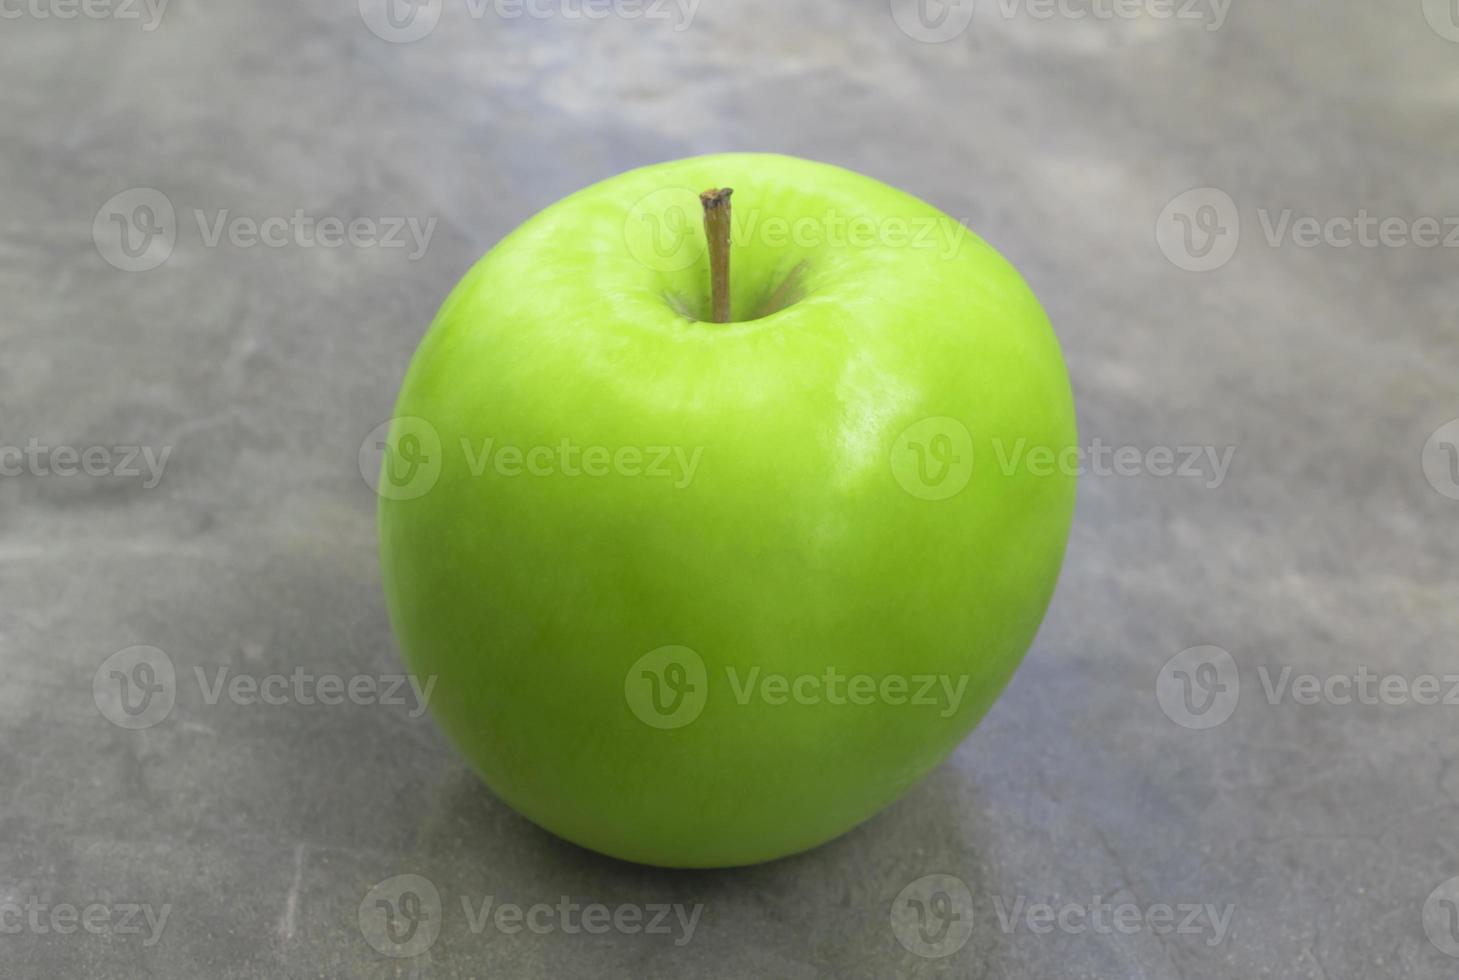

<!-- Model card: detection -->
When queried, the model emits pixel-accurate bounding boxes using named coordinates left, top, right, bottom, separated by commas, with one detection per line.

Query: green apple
left=378, top=153, right=1075, bottom=868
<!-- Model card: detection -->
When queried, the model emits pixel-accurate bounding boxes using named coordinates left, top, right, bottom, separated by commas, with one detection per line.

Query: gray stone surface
left=3, top=1, right=1458, bottom=977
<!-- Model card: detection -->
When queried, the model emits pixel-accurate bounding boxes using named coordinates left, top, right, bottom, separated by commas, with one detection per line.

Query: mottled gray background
left=3, top=0, right=1458, bottom=977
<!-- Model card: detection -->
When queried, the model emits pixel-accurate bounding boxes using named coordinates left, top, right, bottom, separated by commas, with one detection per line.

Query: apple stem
left=700, top=188, right=733, bottom=323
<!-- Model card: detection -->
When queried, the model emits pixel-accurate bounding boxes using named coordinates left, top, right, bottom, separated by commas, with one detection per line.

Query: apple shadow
left=418, top=753, right=1014, bottom=975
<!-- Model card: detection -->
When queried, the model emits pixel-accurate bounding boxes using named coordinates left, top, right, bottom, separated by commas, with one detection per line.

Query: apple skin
left=378, top=153, right=1075, bottom=868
